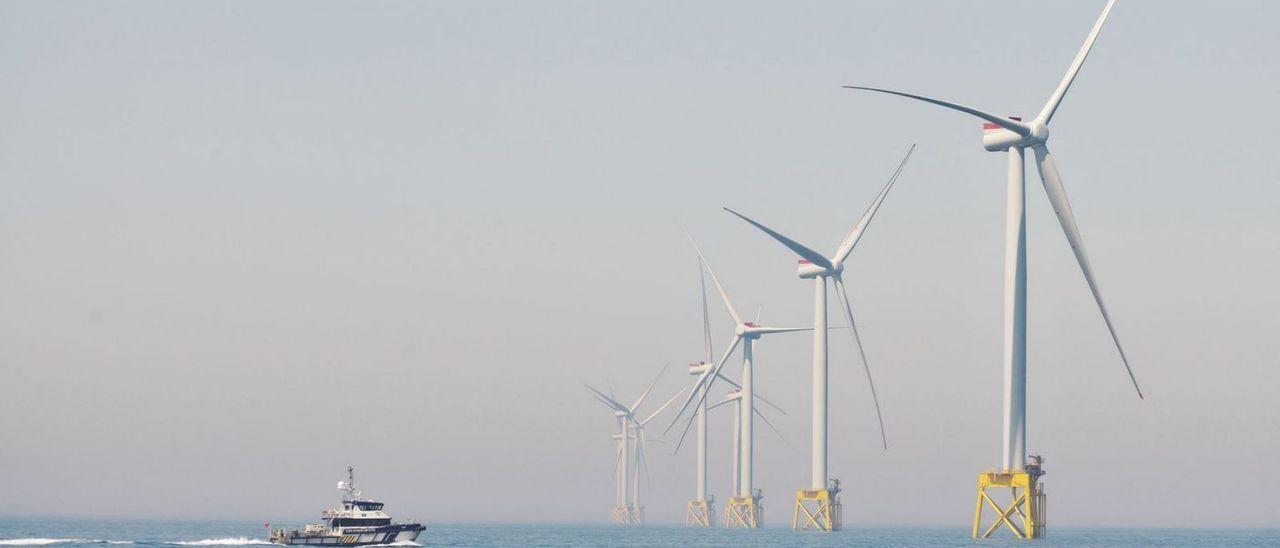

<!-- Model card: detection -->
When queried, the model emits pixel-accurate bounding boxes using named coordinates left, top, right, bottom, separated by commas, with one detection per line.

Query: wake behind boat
left=269, top=467, right=423, bottom=546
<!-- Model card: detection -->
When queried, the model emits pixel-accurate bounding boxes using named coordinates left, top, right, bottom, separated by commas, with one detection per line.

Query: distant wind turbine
left=587, top=366, right=683, bottom=525
left=668, top=240, right=809, bottom=528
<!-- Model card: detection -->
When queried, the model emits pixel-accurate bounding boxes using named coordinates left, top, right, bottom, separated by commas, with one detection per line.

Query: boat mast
left=344, top=465, right=356, bottom=502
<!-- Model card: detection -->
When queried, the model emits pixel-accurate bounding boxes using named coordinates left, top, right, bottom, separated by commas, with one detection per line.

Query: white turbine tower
left=699, top=386, right=791, bottom=528
left=588, top=367, right=684, bottom=525
left=845, top=0, right=1142, bottom=539
left=669, top=243, right=809, bottom=529
left=684, top=263, right=717, bottom=526
left=722, top=144, right=913, bottom=531
left=629, top=393, right=680, bottom=520
left=678, top=258, right=790, bottom=526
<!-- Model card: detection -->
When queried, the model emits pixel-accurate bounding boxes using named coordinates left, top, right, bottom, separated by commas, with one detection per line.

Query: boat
left=269, top=466, right=425, bottom=546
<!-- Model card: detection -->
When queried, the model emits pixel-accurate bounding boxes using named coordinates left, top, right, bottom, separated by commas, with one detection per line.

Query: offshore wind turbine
left=587, top=367, right=684, bottom=525
left=845, top=0, right=1142, bottom=539
left=713, top=388, right=743, bottom=528
left=670, top=242, right=809, bottom=528
left=678, top=258, right=790, bottom=526
left=701, top=387, right=790, bottom=528
left=589, top=392, right=636, bottom=524
left=629, top=389, right=683, bottom=520
left=684, top=263, right=717, bottom=527
left=722, top=144, right=914, bottom=531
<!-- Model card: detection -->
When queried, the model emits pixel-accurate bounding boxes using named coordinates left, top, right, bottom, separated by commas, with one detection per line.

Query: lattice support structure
left=792, top=481, right=842, bottom=532
left=972, top=463, right=1046, bottom=540
left=684, top=497, right=716, bottom=527
left=724, top=492, right=763, bottom=528
left=611, top=505, right=643, bottom=525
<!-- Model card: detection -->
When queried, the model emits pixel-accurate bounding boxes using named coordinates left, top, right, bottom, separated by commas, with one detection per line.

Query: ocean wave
left=0, top=541, right=125, bottom=546
left=0, top=536, right=409, bottom=547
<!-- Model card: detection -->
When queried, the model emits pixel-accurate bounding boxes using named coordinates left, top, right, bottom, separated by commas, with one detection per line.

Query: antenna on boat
left=341, top=465, right=357, bottom=502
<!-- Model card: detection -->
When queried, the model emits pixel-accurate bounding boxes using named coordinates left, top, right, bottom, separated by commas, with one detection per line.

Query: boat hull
left=277, top=524, right=424, bottom=546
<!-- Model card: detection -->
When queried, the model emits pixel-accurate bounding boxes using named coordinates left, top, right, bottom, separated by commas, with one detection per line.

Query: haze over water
left=1, top=520, right=1278, bottom=548
left=1, top=0, right=1278, bottom=539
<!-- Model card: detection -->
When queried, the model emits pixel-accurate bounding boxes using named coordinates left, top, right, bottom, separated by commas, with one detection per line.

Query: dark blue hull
left=278, top=524, right=424, bottom=546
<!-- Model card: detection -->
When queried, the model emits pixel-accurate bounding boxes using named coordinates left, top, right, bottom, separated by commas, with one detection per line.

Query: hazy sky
left=1, top=0, right=1277, bottom=528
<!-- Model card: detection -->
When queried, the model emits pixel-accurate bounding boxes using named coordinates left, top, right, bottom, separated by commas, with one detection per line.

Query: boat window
left=332, top=517, right=391, bottom=527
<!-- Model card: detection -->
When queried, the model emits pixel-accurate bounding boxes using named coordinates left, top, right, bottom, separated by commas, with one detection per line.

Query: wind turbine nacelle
left=982, top=116, right=1025, bottom=151
left=796, top=259, right=826, bottom=279
left=688, top=362, right=709, bottom=375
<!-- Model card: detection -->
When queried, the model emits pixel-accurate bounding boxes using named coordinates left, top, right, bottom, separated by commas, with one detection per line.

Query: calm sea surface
left=1, top=519, right=1277, bottom=547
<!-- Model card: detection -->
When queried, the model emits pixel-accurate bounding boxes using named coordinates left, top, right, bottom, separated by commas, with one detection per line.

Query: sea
left=1, top=519, right=1277, bottom=548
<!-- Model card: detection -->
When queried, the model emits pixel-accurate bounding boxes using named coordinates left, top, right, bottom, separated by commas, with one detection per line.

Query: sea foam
left=0, top=540, right=110, bottom=546
left=166, top=539, right=271, bottom=546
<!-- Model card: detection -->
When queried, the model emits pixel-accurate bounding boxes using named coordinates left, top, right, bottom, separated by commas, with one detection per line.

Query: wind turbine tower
left=588, top=368, right=684, bottom=525
left=684, top=264, right=717, bottom=526
left=717, top=389, right=747, bottom=527
left=670, top=243, right=809, bottom=528
left=846, top=0, right=1143, bottom=539
left=678, top=259, right=790, bottom=526
left=610, top=412, right=633, bottom=524
left=724, top=145, right=912, bottom=531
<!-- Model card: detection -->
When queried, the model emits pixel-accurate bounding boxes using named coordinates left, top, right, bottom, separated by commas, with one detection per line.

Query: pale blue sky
left=0, top=0, right=1277, bottom=526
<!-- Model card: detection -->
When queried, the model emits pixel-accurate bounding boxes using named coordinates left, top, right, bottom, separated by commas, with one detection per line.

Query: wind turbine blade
left=1036, top=0, right=1117, bottom=124
left=707, top=394, right=738, bottom=411
left=710, top=371, right=787, bottom=416
left=638, top=427, right=653, bottom=491
left=754, top=406, right=793, bottom=450
left=700, top=261, right=714, bottom=364
left=642, top=388, right=686, bottom=427
left=592, top=394, right=619, bottom=412
left=631, top=363, right=670, bottom=411
left=689, top=236, right=743, bottom=326
left=613, top=439, right=624, bottom=479
left=665, top=335, right=742, bottom=434
left=1031, top=144, right=1143, bottom=399
left=586, top=385, right=630, bottom=413
left=671, top=400, right=700, bottom=454
left=714, top=370, right=741, bottom=389
left=843, top=86, right=1032, bottom=136
left=722, top=208, right=833, bottom=270
left=670, top=385, right=709, bottom=455
left=833, top=144, right=916, bottom=265
left=757, top=393, right=786, bottom=415
left=833, top=276, right=888, bottom=449
left=751, top=326, right=812, bottom=335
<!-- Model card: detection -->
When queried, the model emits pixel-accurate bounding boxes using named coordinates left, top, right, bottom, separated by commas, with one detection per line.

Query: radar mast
left=342, top=465, right=358, bottom=502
